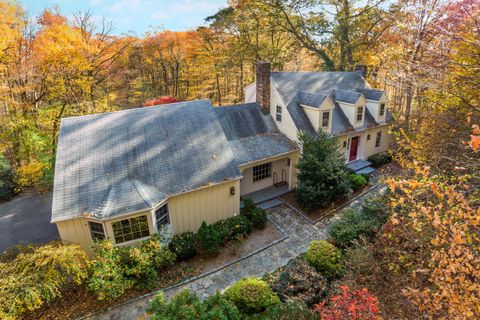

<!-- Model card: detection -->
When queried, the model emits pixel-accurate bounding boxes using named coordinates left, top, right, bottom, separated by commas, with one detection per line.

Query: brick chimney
left=256, top=61, right=270, bottom=113
left=354, top=64, right=367, bottom=78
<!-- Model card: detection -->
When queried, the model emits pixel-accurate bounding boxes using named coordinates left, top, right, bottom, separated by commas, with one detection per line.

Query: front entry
left=349, top=136, right=359, bottom=161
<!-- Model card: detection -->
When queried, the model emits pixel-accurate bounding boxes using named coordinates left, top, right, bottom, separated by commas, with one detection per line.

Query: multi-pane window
left=379, top=103, right=386, bottom=116
left=155, top=203, right=170, bottom=229
left=375, top=131, right=382, bottom=148
left=253, top=163, right=272, bottom=182
left=276, top=106, right=282, bottom=122
left=367, top=134, right=371, bottom=141
left=356, top=107, right=363, bottom=122
left=88, top=221, right=105, bottom=241
left=112, top=215, right=150, bottom=244
left=322, top=111, right=330, bottom=128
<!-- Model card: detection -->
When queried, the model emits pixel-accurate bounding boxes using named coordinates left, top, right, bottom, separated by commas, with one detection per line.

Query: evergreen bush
left=169, top=232, right=197, bottom=261
left=196, top=221, right=222, bottom=256
left=348, top=173, right=368, bottom=190
left=305, top=240, right=344, bottom=279
left=296, top=131, right=351, bottom=209
left=213, top=215, right=252, bottom=243
left=367, top=152, right=392, bottom=168
left=0, top=155, right=17, bottom=201
left=250, top=208, right=268, bottom=230
left=224, top=278, right=280, bottom=314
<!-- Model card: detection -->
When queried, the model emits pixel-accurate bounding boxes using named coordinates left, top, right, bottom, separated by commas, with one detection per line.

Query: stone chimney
left=256, top=61, right=270, bottom=113
left=354, top=64, right=367, bottom=78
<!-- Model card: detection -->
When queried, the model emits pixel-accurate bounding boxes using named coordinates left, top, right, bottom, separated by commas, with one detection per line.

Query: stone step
left=356, top=167, right=376, bottom=175
left=346, top=159, right=372, bottom=172
left=257, top=198, right=283, bottom=210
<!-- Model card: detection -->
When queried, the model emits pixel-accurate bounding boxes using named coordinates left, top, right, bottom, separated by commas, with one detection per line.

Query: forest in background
left=0, top=0, right=479, bottom=192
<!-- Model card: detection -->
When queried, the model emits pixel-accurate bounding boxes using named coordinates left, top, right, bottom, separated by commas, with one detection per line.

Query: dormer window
left=356, top=107, right=363, bottom=122
left=276, top=106, right=282, bottom=122
left=379, top=103, right=386, bottom=116
left=322, top=111, right=330, bottom=128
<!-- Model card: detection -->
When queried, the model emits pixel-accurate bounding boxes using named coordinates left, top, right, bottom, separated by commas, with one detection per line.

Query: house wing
left=52, top=100, right=241, bottom=222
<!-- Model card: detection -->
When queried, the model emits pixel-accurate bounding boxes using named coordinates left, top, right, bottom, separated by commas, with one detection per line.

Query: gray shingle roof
left=271, top=72, right=392, bottom=136
left=271, top=72, right=368, bottom=135
left=298, top=91, right=328, bottom=108
left=356, top=88, right=385, bottom=101
left=52, top=100, right=242, bottom=222
left=333, top=89, right=363, bottom=104
left=214, top=103, right=299, bottom=165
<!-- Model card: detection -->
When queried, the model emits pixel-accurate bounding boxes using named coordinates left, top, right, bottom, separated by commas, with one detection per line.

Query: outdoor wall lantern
left=230, top=186, right=235, bottom=195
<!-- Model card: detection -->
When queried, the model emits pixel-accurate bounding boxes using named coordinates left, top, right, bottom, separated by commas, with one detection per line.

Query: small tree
left=196, top=221, right=222, bottom=256
left=314, top=286, right=381, bottom=320
left=0, top=155, right=17, bottom=200
left=296, top=131, right=351, bottom=209
left=0, top=242, right=89, bottom=319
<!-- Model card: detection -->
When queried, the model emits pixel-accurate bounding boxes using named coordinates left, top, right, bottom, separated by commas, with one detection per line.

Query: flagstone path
left=85, top=184, right=387, bottom=320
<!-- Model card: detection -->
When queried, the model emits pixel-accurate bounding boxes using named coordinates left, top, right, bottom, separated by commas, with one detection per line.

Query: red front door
left=349, top=136, right=359, bottom=161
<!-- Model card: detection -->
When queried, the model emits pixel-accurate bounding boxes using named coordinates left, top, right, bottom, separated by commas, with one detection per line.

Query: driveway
left=0, top=192, right=59, bottom=252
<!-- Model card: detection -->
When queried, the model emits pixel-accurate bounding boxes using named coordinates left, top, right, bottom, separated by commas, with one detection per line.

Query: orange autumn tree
left=384, top=163, right=480, bottom=318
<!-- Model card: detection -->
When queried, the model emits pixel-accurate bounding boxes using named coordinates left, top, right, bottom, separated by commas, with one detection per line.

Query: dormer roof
left=298, top=91, right=329, bottom=108
left=356, top=88, right=385, bottom=101
left=334, top=89, right=364, bottom=105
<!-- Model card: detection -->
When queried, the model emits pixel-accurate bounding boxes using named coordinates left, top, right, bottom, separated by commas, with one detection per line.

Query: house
left=51, top=100, right=299, bottom=253
left=245, top=62, right=393, bottom=165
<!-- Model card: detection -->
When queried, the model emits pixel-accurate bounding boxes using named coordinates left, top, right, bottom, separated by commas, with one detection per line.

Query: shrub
left=258, top=301, right=317, bottom=320
left=203, top=292, right=242, bottom=320
left=313, top=285, right=381, bottom=320
left=250, top=208, right=268, bottom=230
left=88, top=238, right=175, bottom=300
left=305, top=240, right=344, bottom=279
left=196, top=221, right=222, bottom=256
left=170, top=232, right=197, bottom=261
left=242, top=198, right=256, bottom=220
left=265, top=256, right=328, bottom=306
left=368, top=152, right=392, bottom=168
left=88, top=241, right=133, bottom=301
left=213, top=215, right=252, bottom=243
left=148, top=290, right=241, bottom=320
left=349, top=173, right=368, bottom=190
left=224, top=278, right=280, bottom=314
left=296, top=131, right=351, bottom=209
left=361, top=195, right=389, bottom=225
left=0, top=242, right=89, bottom=319
left=0, top=155, right=17, bottom=201
left=329, top=209, right=377, bottom=249
left=148, top=290, right=205, bottom=320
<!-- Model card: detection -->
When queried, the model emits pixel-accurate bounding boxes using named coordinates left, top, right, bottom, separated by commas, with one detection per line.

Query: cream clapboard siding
left=269, top=86, right=299, bottom=142
left=168, top=180, right=240, bottom=234
left=240, top=157, right=292, bottom=195
left=338, top=125, right=391, bottom=162
left=56, top=218, right=94, bottom=255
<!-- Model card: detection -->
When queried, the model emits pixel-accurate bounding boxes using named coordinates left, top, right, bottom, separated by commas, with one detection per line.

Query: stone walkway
left=87, top=185, right=387, bottom=320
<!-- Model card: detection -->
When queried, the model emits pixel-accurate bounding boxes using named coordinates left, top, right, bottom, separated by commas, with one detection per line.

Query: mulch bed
left=281, top=185, right=372, bottom=222
left=22, top=221, right=283, bottom=320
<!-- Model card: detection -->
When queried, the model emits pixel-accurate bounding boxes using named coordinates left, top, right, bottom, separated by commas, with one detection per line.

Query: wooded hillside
left=0, top=0, right=478, bottom=191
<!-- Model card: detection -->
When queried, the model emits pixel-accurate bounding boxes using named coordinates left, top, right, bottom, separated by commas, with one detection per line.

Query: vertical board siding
left=168, top=180, right=240, bottom=234
left=56, top=219, right=93, bottom=255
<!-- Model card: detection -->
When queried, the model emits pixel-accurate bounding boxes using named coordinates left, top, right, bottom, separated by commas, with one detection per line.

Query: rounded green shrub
left=250, top=208, right=268, bottom=230
left=224, top=278, right=280, bottom=314
left=368, top=152, right=392, bottom=168
left=170, top=232, right=197, bottom=261
left=242, top=198, right=256, bottom=214
left=148, top=290, right=204, bottom=320
left=203, top=292, right=241, bottom=320
left=213, top=215, right=252, bottom=243
left=348, top=173, right=368, bottom=190
left=305, top=240, right=344, bottom=279
left=196, top=221, right=222, bottom=256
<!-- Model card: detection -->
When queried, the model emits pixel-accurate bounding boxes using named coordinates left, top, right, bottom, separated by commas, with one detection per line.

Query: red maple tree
left=314, top=285, right=381, bottom=320
left=143, top=96, right=180, bottom=107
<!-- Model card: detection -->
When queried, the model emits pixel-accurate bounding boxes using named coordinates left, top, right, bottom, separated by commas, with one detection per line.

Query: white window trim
left=154, top=202, right=172, bottom=233
left=110, top=214, right=151, bottom=245
left=87, top=220, right=106, bottom=241
left=379, top=103, right=386, bottom=117
left=375, top=131, right=382, bottom=148
left=356, top=106, right=363, bottom=123
left=321, top=110, right=330, bottom=128
left=276, top=105, right=282, bottom=122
